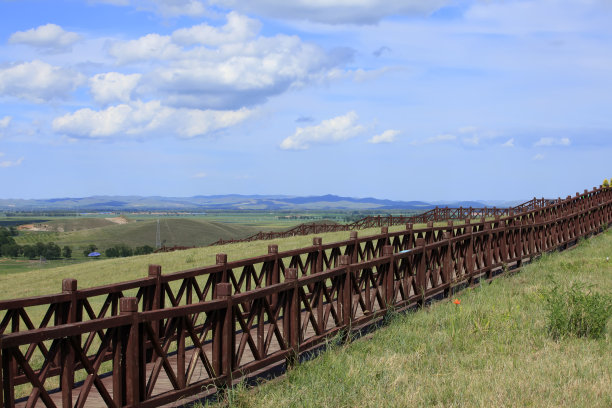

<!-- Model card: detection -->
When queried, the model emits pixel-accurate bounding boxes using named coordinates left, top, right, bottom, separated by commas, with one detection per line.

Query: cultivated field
left=1, top=224, right=410, bottom=300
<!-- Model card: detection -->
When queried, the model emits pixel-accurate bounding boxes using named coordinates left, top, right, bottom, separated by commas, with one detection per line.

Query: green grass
left=0, top=257, right=88, bottom=275
left=200, top=230, right=612, bottom=408
left=1, top=224, right=408, bottom=300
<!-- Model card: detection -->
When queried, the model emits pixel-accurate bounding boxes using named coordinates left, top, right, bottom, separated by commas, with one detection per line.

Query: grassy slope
left=210, top=231, right=612, bottom=408
left=1, top=225, right=408, bottom=300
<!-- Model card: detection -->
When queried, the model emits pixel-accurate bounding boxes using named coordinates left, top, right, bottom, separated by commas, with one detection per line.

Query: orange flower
left=453, top=299, right=461, bottom=305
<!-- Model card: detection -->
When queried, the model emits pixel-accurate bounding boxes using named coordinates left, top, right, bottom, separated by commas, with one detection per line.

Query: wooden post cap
left=62, top=278, right=77, bottom=292
left=148, top=264, right=162, bottom=277
left=216, top=253, right=227, bottom=264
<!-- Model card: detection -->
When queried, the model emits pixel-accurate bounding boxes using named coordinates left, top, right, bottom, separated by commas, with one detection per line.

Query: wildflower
left=453, top=299, right=461, bottom=305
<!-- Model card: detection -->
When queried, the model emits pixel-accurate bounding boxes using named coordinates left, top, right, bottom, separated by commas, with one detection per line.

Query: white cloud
left=172, top=12, right=261, bottom=46
left=280, top=111, right=365, bottom=150
left=353, top=67, right=401, bottom=83
left=369, top=129, right=399, bottom=144
left=0, top=156, right=24, bottom=168
left=8, top=24, right=81, bottom=52
left=0, top=60, right=84, bottom=102
left=107, top=14, right=350, bottom=109
left=462, top=135, right=479, bottom=146
left=0, top=116, right=11, bottom=129
left=89, top=72, right=142, bottom=104
left=108, top=34, right=181, bottom=64
left=532, top=153, right=545, bottom=160
left=192, top=172, right=207, bottom=178
left=92, top=0, right=207, bottom=17
left=212, top=0, right=449, bottom=24
left=52, top=100, right=252, bottom=139
left=412, top=133, right=456, bottom=145
left=534, top=137, right=571, bottom=147
left=458, top=126, right=478, bottom=134
left=502, top=138, right=514, bottom=148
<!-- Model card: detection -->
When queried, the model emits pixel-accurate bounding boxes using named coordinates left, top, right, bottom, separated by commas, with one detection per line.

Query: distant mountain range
left=0, top=195, right=522, bottom=211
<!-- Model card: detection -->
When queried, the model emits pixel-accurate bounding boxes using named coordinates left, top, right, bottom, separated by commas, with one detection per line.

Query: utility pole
left=156, top=219, right=161, bottom=248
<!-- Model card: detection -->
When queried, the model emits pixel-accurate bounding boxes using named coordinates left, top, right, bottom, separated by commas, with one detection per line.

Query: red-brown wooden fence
left=208, top=197, right=558, bottom=246
left=1, top=187, right=610, bottom=407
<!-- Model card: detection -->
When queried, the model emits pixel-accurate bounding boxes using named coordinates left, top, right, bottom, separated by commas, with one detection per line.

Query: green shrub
left=542, top=281, right=612, bottom=340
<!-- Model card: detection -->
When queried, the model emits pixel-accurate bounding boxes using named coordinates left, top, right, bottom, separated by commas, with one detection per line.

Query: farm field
left=1, top=209, right=421, bottom=273
left=202, top=229, right=612, bottom=408
left=0, top=224, right=411, bottom=300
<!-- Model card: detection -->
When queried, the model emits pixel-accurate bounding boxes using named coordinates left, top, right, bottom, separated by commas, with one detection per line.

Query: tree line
left=0, top=227, right=154, bottom=260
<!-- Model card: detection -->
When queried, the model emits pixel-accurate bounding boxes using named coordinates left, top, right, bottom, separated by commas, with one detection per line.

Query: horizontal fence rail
left=208, top=197, right=559, bottom=246
left=1, top=187, right=611, bottom=407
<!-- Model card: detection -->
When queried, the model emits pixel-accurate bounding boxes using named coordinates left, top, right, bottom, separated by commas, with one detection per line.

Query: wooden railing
left=1, top=186, right=610, bottom=407
left=209, top=196, right=558, bottom=245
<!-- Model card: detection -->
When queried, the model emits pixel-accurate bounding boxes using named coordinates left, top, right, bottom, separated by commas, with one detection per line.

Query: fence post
left=284, top=268, right=299, bottom=366
left=350, top=231, right=359, bottom=263
left=0, top=338, right=4, bottom=408
left=416, top=238, right=426, bottom=305
left=268, top=245, right=279, bottom=306
left=214, top=254, right=228, bottom=299
left=443, top=231, right=452, bottom=297
left=147, top=265, right=163, bottom=357
left=405, top=223, right=414, bottom=250
left=59, top=278, right=77, bottom=408
left=465, top=222, right=475, bottom=285
left=313, top=237, right=323, bottom=275
left=213, top=283, right=233, bottom=389
left=516, top=218, right=523, bottom=267
left=426, top=221, right=434, bottom=244
left=383, top=245, right=394, bottom=306
left=339, top=255, right=352, bottom=328
left=378, top=227, right=389, bottom=257
left=483, top=222, right=492, bottom=279
left=120, top=297, right=140, bottom=407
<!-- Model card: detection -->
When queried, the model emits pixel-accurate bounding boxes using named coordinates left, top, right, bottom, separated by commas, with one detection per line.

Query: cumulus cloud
left=280, top=111, right=365, bottom=150
left=0, top=60, right=84, bottom=102
left=0, top=155, right=24, bottom=168
left=369, top=129, right=399, bottom=144
left=172, top=12, right=261, bottom=46
left=52, top=100, right=252, bottom=139
left=93, top=0, right=207, bottom=17
left=107, top=13, right=351, bottom=110
left=8, top=24, right=81, bottom=52
left=534, top=137, right=571, bottom=146
left=0, top=116, right=11, bottom=129
left=108, top=34, right=181, bottom=64
left=502, top=138, right=514, bottom=148
left=212, top=0, right=449, bottom=24
left=89, top=72, right=142, bottom=104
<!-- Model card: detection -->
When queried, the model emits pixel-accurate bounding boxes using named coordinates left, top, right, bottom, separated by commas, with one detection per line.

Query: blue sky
left=0, top=0, right=611, bottom=201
